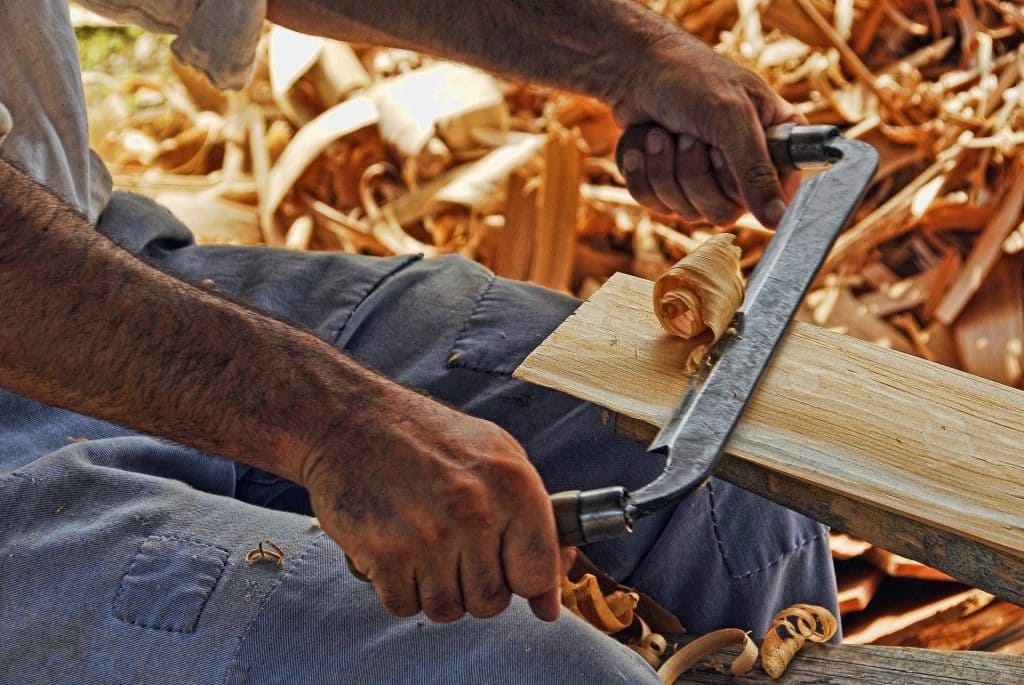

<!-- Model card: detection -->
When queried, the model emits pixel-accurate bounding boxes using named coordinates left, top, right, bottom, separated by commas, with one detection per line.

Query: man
left=0, top=1, right=836, bottom=682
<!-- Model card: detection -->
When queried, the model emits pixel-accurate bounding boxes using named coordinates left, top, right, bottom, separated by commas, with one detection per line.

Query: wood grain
left=514, top=273, right=1024, bottom=604
left=670, top=635, right=1024, bottom=684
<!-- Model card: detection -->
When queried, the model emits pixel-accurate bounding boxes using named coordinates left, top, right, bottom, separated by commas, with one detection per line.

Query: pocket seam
left=708, top=481, right=826, bottom=579
left=446, top=274, right=498, bottom=373
left=112, top=534, right=230, bottom=634
left=329, top=254, right=423, bottom=345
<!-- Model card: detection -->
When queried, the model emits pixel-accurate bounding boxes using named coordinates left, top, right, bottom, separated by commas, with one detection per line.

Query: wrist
left=292, top=361, right=420, bottom=489
left=589, top=6, right=685, bottom=112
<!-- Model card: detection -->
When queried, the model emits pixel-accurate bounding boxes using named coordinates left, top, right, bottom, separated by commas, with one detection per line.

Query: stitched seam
left=222, top=533, right=326, bottom=685
left=330, top=255, right=422, bottom=344
left=707, top=482, right=737, bottom=577
left=145, top=534, right=231, bottom=554
left=112, top=534, right=229, bottom=634
left=708, top=481, right=827, bottom=579
left=446, top=274, right=497, bottom=370
left=446, top=363, right=512, bottom=377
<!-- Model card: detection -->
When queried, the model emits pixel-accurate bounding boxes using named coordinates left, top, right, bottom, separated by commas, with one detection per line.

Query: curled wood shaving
left=628, top=617, right=669, bottom=669
left=560, top=574, right=638, bottom=634
left=760, top=603, right=838, bottom=679
left=653, top=234, right=744, bottom=370
left=656, top=628, right=758, bottom=684
left=654, top=233, right=743, bottom=339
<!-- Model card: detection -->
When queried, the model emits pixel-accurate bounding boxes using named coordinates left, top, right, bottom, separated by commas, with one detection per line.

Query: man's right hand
left=300, top=385, right=570, bottom=623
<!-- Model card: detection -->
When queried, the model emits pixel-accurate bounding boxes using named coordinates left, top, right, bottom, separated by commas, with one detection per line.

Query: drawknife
left=551, top=123, right=878, bottom=546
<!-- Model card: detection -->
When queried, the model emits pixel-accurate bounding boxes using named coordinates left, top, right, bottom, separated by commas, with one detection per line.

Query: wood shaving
left=628, top=618, right=669, bottom=668
left=652, top=233, right=744, bottom=370
left=560, top=573, right=638, bottom=634
left=760, top=603, right=838, bottom=678
left=656, top=628, right=758, bottom=683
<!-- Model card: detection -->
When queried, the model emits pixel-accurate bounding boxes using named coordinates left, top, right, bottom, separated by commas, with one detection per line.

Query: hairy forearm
left=0, top=158, right=398, bottom=483
left=266, top=0, right=684, bottom=104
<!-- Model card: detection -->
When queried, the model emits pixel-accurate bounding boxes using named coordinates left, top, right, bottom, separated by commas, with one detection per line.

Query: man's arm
left=266, top=0, right=799, bottom=228
left=0, top=157, right=566, bottom=623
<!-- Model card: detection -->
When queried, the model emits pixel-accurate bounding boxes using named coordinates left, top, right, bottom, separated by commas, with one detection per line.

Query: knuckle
left=512, top=568, right=555, bottom=599
left=422, top=593, right=465, bottom=623
left=709, top=207, right=740, bottom=226
left=382, top=598, right=419, bottom=618
left=741, top=162, right=778, bottom=193
left=678, top=207, right=701, bottom=222
left=412, top=517, right=447, bottom=545
left=467, top=594, right=511, bottom=619
left=465, top=576, right=512, bottom=618
left=376, top=587, right=417, bottom=617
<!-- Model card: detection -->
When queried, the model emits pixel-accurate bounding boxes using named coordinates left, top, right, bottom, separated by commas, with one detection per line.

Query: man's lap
left=0, top=192, right=836, bottom=682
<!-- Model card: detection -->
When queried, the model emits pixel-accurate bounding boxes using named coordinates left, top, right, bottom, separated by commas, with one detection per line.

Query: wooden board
left=836, top=561, right=886, bottom=613
left=863, top=547, right=955, bottom=582
left=514, top=273, right=1024, bottom=605
left=844, top=584, right=993, bottom=645
left=669, top=635, right=1024, bottom=684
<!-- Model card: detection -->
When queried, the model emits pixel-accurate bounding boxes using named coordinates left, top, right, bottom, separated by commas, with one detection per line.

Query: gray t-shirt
left=0, top=1, right=265, bottom=223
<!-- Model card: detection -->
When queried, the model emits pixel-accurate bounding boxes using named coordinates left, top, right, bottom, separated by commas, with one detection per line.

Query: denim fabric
left=0, top=192, right=837, bottom=684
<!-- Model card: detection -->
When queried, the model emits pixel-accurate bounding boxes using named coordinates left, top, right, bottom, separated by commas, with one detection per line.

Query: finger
left=417, top=557, right=466, bottom=623
left=709, top=147, right=742, bottom=207
left=720, top=104, right=788, bottom=227
left=529, top=587, right=562, bottom=623
left=675, top=135, right=743, bottom=227
left=621, top=147, right=671, bottom=215
left=369, top=567, right=421, bottom=618
left=749, top=81, right=803, bottom=128
left=560, top=547, right=578, bottom=577
left=780, top=168, right=801, bottom=202
left=643, top=127, right=700, bottom=219
left=502, top=510, right=561, bottom=622
left=460, top=539, right=512, bottom=619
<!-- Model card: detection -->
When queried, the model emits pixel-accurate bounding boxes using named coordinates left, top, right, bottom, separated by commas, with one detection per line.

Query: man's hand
left=611, top=32, right=800, bottom=228
left=0, top=156, right=570, bottom=625
left=268, top=0, right=797, bottom=228
left=302, top=389, right=571, bottom=623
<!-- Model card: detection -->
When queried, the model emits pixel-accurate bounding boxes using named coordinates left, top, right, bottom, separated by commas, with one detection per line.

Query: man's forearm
left=0, top=157, right=396, bottom=483
left=266, top=0, right=681, bottom=105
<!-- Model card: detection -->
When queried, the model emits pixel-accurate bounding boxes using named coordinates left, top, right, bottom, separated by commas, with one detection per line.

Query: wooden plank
left=668, top=635, right=1024, bottom=684
left=904, top=601, right=1024, bottom=650
left=836, top=560, right=886, bottom=613
left=489, top=170, right=536, bottom=281
left=863, top=547, right=955, bottom=582
left=858, top=267, right=939, bottom=318
left=528, top=128, right=583, bottom=291
left=844, top=584, right=993, bottom=645
left=830, top=532, right=873, bottom=560
left=936, top=161, right=1024, bottom=324
left=953, top=255, right=1024, bottom=387
left=514, top=273, right=1024, bottom=605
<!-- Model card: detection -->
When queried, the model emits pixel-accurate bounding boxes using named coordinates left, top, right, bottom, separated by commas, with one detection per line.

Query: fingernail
left=646, top=132, right=664, bottom=155
left=678, top=134, right=695, bottom=153
left=623, top=149, right=642, bottom=172
left=766, top=198, right=787, bottom=226
left=710, top=149, right=725, bottom=170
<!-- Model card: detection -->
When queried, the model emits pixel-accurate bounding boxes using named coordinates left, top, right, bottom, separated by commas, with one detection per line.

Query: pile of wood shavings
left=562, top=575, right=838, bottom=683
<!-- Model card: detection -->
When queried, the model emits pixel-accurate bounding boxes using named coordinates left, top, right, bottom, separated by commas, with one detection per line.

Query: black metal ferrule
left=551, top=487, right=631, bottom=547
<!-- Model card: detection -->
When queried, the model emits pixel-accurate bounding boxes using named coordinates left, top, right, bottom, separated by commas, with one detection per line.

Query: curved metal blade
left=627, top=137, right=879, bottom=519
